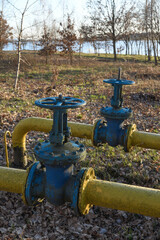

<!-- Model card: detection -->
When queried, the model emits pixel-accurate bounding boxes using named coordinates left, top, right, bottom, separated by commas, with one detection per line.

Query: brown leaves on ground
left=0, top=54, right=160, bottom=239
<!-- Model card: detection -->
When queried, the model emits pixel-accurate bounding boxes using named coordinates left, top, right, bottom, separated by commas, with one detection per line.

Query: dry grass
left=0, top=52, right=160, bottom=239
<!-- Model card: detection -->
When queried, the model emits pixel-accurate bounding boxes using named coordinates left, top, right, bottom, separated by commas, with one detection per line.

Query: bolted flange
left=25, top=162, right=45, bottom=206
left=78, top=168, right=96, bottom=215
left=34, top=141, right=86, bottom=166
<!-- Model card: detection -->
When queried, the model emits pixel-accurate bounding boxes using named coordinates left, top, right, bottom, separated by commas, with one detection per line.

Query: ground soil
left=0, top=53, right=160, bottom=239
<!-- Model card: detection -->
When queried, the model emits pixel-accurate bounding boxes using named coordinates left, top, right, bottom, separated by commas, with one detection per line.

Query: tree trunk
left=150, top=0, right=157, bottom=65
left=156, top=40, right=158, bottom=58
left=14, top=17, right=23, bottom=90
left=144, top=40, right=147, bottom=61
left=152, top=39, right=157, bottom=65
left=69, top=50, right=72, bottom=65
left=93, top=41, right=97, bottom=54
left=46, top=51, right=48, bottom=64
left=125, top=40, right=128, bottom=55
left=14, top=37, right=22, bottom=90
left=146, top=37, right=151, bottom=61
left=105, top=41, right=108, bottom=55
left=79, top=43, right=81, bottom=59
left=14, top=0, right=29, bottom=90
left=113, top=38, right=117, bottom=61
left=130, top=41, right=133, bottom=55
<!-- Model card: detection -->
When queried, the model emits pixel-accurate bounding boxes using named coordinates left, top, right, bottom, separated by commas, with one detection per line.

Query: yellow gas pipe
left=126, top=124, right=160, bottom=151
left=12, top=118, right=160, bottom=152
left=0, top=166, right=160, bottom=217
left=0, top=167, right=27, bottom=194
left=78, top=168, right=160, bottom=218
left=12, top=117, right=94, bottom=167
left=12, top=117, right=94, bottom=150
left=12, top=118, right=160, bottom=167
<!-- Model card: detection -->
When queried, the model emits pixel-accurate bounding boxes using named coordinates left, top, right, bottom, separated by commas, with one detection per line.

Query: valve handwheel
left=34, top=94, right=86, bottom=166
left=104, top=79, right=134, bottom=85
left=35, top=94, right=86, bottom=110
left=103, top=68, right=134, bottom=86
left=103, top=68, right=135, bottom=109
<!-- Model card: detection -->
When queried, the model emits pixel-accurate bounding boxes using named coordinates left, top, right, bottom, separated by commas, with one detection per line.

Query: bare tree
left=79, top=18, right=102, bottom=55
left=150, top=0, right=158, bottom=65
left=15, top=1, right=29, bottom=90
left=121, top=10, right=136, bottom=55
left=39, top=22, right=57, bottom=64
left=6, top=0, right=40, bottom=90
left=58, top=14, right=77, bottom=65
left=140, top=0, right=160, bottom=64
left=140, top=0, right=152, bottom=61
left=87, top=0, right=135, bottom=61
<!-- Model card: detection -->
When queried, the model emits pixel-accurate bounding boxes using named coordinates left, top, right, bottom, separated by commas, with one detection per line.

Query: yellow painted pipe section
left=4, top=131, right=11, bottom=167
left=80, top=178, right=160, bottom=217
left=130, top=130, right=160, bottom=150
left=12, top=117, right=94, bottom=149
left=12, top=117, right=160, bottom=152
left=0, top=167, right=27, bottom=194
left=126, top=125, right=160, bottom=151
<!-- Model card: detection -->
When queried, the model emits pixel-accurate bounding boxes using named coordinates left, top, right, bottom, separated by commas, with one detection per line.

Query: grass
left=0, top=51, right=160, bottom=188
left=0, top=51, right=160, bottom=240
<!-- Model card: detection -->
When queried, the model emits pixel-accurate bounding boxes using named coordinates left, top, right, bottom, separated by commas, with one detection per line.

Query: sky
left=2, top=0, right=88, bottom=37
left=2, top=0, right=139, bottom=38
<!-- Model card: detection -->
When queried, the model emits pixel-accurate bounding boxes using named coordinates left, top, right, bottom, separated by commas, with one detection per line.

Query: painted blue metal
left=94, top=68, right=135, bottom=148
left=25, top=162, right=44, bottom=205
left=45, top=165, right=73, bottom=205
left=35, top=95, right=86, bottom=110
left=70, top=168, right=86, bottom=214
left=25, top=163, right=87, bottom=215
left=35, top=94, right=86, bottom=145
left=25, top=95, right=87, bottom=212
left=34, top=141, right=86, bottom=166
left=103, top=68, right=134, bottom=109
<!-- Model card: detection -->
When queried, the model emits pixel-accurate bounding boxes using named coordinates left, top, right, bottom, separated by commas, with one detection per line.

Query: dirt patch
left=131, top=92, right=160, bottom=102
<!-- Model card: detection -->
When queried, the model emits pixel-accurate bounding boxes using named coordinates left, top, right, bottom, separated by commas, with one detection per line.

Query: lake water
left=3, top=40, right=159, bottom=56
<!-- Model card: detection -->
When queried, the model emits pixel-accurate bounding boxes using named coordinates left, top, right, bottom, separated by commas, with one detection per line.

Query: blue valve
left=101, top=68, right=135, bottom=121
left=25, top=94, right=87, bottom=214
left=35, top=94, right=86, bottom=110
left=93, top=68, right=135, bottom=149
left=35, top=94, right=86, bottom=146
left=103, top=68, right=134, bottom=109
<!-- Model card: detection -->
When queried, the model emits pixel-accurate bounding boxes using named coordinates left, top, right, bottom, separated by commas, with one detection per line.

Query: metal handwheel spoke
left=104, top=79, right=134, bottom=85
left=55, top=101, right=63, bottom=106
left=35, top=94, right=86, bottom=109
left=64, top=101, right=78, bottom=105
left=41, top=101, right=56, bottom=104
left=65, top=97, right=77, bottom=102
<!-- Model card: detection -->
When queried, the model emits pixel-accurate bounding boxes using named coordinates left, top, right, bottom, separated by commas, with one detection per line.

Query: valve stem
left=118, top=67, right=121, bottom=80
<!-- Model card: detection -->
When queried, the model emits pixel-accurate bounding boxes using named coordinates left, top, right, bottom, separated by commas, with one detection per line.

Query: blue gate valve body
left=93, top=68, right=135, bottom=149
left=25, top=94, right=87, bottom=214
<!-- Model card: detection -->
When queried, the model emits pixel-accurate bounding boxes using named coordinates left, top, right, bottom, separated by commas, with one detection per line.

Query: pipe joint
left=24, top=95, right=88, bottom=213
left=78, top=168, right=96, bottom=215
left=25, top=162, right=45, bottom=205
left=93, top=119, right=130, bottom=150
left=24, top=162, right=89, bottom=214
